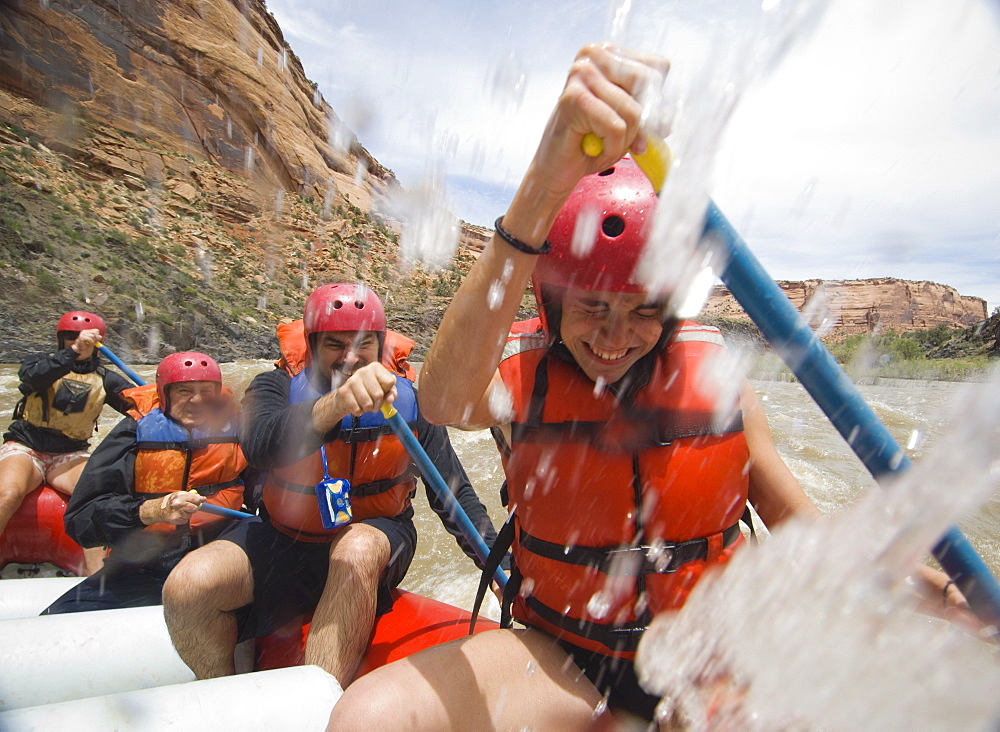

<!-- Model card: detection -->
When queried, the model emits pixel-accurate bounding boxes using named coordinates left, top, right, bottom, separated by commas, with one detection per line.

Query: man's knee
left=329, top=524, right=391, bottom=574
left=163, top=542, right=250, bottom=610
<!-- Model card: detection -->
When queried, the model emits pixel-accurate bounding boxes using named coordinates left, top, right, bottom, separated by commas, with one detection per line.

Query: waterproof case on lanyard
left=315, top=445, right=352, bottom=530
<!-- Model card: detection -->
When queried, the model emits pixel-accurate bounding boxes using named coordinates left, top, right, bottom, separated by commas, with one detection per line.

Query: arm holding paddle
left=420, top=43, right=668, bottom=427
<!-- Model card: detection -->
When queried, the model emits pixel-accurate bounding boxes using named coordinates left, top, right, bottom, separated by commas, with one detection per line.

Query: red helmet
left=155, top=352, right=222, bottom=409
left=56, top=311, right=106, bottom=339
left=303, top=284, right=386, bottom=336
left=533, top=158, right=659, bottom=335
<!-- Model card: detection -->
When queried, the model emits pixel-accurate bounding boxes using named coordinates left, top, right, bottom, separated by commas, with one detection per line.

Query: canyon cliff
left=704, top=278, right=988, bottom=335
left=0, top=0, right=991, bottom=364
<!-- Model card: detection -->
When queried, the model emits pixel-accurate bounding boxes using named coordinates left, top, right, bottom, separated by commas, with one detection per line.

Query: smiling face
left=167, top=380, right=222, bottom=430
left=313, top=330, right=381, bottom=389
left=558, top=288, right=666, bottom=385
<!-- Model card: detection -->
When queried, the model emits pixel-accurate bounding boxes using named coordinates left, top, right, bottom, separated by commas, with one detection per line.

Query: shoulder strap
left=469, top=512, right=516, bottom=635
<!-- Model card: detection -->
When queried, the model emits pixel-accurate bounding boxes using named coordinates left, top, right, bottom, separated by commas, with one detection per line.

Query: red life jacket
left=128, top=385, right=247, bottom=534
left=498, top=319, right=749, bottom=658
left=262, top=323, right=420, bottom=542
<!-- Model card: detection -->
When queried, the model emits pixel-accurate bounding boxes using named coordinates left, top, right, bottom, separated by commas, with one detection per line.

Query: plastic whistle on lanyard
left=315, top=445, right=352, bottom=530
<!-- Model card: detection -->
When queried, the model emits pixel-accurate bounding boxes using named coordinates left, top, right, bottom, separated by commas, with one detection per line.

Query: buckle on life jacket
left=604, top=543, right=680, bottom=574
left=519, top=523, right=743, bottom=576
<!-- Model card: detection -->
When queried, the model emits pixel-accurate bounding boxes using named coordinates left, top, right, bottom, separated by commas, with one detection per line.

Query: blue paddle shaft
left=197, top=503, right=255, bottom=520
left=97, top=345, right=146, bottom=386
left=705, top=200, right=1000, bottom=628
left=381, top=407, right=508, bottom=590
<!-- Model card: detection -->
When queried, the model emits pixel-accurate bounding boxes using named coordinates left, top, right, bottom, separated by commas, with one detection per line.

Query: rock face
left=0, top=0, right=392, bottom=211
left=704, top=278, right=988, bottom=336
left=0, top=0, right=989, bottom=364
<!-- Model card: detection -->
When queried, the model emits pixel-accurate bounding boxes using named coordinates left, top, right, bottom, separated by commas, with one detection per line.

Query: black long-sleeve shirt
left=4, top=348, right=133, bottom=454
left=242, top=368, right=500, bottom=571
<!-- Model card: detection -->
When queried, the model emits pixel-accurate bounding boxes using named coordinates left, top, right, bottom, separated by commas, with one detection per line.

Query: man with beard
left=163, top=283, right=500, bottom=685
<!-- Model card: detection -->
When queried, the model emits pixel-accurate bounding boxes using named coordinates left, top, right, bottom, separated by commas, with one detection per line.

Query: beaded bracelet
left=494, top=216, right=552, bottom=255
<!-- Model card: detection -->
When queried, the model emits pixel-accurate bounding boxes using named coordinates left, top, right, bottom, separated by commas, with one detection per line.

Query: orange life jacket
left=498, top=319, right=749, bottom=658
left=129, top=386, right=247, bottom=534
left=273, top=319, right=417, bottom=382
left=262, top=323, right=420, bottom=542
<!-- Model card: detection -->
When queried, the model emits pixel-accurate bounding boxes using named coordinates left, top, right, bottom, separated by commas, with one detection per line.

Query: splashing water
left=487, top=50, right=527, bottom=113
left=601, top=0, right=829, bottom=306
left=383, top=173, right=460, bottom=269
left=636, top=368, right=1000, bottom=730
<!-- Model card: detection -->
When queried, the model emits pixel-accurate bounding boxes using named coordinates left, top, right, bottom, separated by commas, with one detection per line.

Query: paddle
left=379, top=402, right=508, bottom=590
left=96, top=343, right=146, bottom=387
left=195, top=502, right=255, bottom=520
left=583, top=134, right=1000, bottom=628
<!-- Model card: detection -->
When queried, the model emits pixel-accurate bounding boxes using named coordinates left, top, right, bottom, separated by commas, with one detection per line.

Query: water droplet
left=906, top=430, right=921, bottom=451
left=518, top=577, right=534, bottom=598
left=487, top=280, right=505, bottom=311
left=587, top=590, right=613, bottom=619
left=593, top=377, right=608, bottom=397
left=571, top=206, right=599, bottom=258
left=525, top=660, right=537, bottom=677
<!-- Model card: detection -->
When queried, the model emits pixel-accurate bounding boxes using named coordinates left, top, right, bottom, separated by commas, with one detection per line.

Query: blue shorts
left=219, top=508, right=417, bottom=642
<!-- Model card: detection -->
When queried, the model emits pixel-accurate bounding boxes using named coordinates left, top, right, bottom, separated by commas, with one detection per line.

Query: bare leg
left=0, top=454, right=43, bottom=536
left=304, top=522, right=390, bottom=684
left=327, top=628, right=615, bottom=730
left=162, top=539, right=254, bottom=679
left=47, top=457, right=104, bottom=574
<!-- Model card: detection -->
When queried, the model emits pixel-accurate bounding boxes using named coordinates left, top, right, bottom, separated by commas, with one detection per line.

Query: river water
left=2, top=359, right=998, bottom=619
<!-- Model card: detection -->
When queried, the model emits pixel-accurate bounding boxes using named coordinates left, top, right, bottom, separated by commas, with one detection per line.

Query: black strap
left=510, top=411, right=743, bottom=451
left=524, top=595, right=647, bottom=654
left=517, top=523, right=742, bottom=575
left=339, top=420, right=419, bottom=444
left=135, top=436, right=239, bottom=451
left=136, top=478, right=241, bottom=499
left=470, top=513, right=515, bottom=635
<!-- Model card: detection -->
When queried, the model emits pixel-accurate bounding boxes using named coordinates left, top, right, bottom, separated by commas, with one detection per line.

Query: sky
left=265, top=0, right=1000, bottom=312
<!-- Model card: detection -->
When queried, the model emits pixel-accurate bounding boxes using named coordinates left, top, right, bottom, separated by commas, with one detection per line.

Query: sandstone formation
left=0, top=0, right=392, bottom=212
left=0, top=0, right=990, bottom=364
left=704, top=278, right=988, bottom=337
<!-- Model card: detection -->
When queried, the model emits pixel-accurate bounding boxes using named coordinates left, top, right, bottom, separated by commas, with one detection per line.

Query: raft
left=0, top=478, right=499, bottom=724
left=0, top=581, right=498, bottom=724
left=0, top=485, right=85, bottom=577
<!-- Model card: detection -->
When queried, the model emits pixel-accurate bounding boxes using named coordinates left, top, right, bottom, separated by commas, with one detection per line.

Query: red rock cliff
left=704, top=278, right=988, bottom=335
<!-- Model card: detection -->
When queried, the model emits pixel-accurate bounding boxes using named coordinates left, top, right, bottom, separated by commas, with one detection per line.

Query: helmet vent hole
left=333, top=301, right=343, bottom=309
left=602, top=215, right=626, bottom=238
left=355, top=301, right=364, bottom=309
left=598, top=167, right=615, bottom=177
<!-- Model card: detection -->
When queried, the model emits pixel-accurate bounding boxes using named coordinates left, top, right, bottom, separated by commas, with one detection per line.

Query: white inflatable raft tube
left=0, top=665, right=343, bottom=731
left=0, top=605, right=195, bottom=710
left=0, top=577, right=82, bottom=620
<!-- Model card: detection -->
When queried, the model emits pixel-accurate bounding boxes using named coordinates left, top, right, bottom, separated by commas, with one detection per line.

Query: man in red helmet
left=0, top=311, right=133, bottom=574
left=162, top=283, right=501, bottom=686
left=41, top=351, right=248, bottom=613
left=328, top=45, right=823, bottom=728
